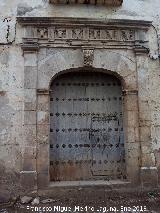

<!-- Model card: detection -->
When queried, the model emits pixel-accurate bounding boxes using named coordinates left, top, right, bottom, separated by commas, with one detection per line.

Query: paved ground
left=0, top=190, right=160, bottom=213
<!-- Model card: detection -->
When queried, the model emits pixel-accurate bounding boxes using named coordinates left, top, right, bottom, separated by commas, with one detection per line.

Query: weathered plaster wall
left=0, top=0, right=160, bottom=197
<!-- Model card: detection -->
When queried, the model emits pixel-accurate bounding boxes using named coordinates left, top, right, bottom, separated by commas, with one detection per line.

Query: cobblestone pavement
left=0, top=191, right=160, bottom=213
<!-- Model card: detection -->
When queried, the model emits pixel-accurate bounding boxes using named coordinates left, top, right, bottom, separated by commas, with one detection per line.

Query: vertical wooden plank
left=50, top=72, right=125, bottom=181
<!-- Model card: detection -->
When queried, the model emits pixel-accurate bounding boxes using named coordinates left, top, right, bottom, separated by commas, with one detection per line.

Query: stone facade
left=0, top=0, right=160, bottom=197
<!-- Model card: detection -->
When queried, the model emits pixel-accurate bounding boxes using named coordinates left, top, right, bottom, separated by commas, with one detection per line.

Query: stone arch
left=38, top=49, right=136, bottom=91
left=48, top=67, right=126, bottom=91
left=36, top=49, right=140, bottom=187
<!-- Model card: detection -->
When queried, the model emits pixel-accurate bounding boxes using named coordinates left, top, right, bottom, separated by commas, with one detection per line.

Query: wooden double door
left=50, top=72, right=126, bottom=181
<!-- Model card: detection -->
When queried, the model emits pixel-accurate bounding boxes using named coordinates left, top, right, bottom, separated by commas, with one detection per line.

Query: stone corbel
left=82, top=48, right=94, bottom=67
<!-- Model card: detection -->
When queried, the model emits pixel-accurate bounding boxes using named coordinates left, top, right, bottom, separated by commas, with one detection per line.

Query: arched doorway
left=49, top=71, right=126, bottom=181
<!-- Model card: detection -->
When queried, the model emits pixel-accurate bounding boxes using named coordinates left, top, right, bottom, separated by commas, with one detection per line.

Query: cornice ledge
left=49, top=0, right=123, bottom=6
left=17, top=17, right=152, bottom=29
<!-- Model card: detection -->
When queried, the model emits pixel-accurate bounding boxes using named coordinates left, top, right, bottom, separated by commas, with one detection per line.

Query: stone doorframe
left=17, top=17, right=158, bottom=191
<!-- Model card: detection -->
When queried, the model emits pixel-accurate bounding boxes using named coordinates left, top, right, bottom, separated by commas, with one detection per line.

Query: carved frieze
left=72, top=29, right=83, bottom=40
left=37, top=28, right=48, bottom=39
left=35, top=27, right=135, bottom=42
left=17, top=17, right=152, bottom=50
left=55, top=28, right=67, bottom=39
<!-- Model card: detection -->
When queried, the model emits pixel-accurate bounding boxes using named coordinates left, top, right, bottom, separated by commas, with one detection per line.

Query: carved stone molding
left=37, top=89, right=49, bottom=95
left=49, top=0, right=123, bottom=5
left=17, top=17, right=152, bottom=51
left=134, top=41, right=150, bottom=55
left=122, top=89, right=138, bottom=96
left=83, top=49, right=94, bottom=66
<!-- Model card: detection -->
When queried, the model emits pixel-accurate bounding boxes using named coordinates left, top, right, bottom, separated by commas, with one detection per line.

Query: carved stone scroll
left=83, top=49, right=94, bottom=66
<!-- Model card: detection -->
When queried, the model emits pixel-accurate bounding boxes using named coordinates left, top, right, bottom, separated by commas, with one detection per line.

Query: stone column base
left=140, top=167, right=158, bottom=188
left=20, top=171, right=37, bottom=192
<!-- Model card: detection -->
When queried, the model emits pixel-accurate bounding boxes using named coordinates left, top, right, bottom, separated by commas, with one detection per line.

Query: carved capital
left=134, top=41, right=150, bottom=55
left=37, top=89, right=49, bottom=95
left=21, top=38, right=39, bottom=52
left=83, top=49, right=94, bottom=67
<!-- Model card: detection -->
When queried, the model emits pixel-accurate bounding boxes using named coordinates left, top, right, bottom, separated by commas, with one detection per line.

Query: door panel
left=50, top=72, right=125, bottom=181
